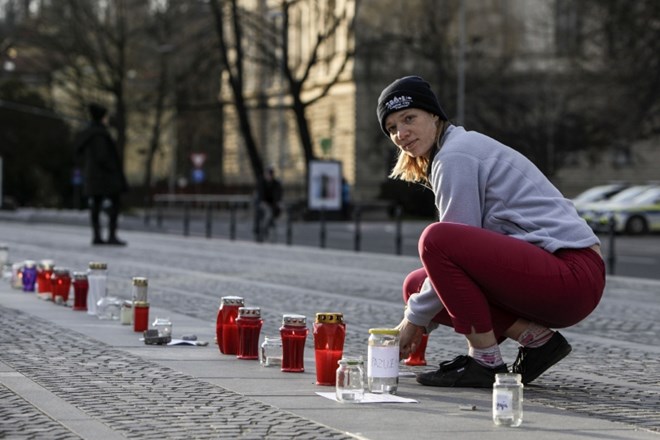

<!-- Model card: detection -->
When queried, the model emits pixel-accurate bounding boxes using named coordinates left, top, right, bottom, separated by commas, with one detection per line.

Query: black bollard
left=286, top=205, right=293, bottom=246
left=205, top=203, right=213, bottom=238
left=229, top=203, right=237, bottom=240
left=319, top=208, right=326, bottom=248
left=608, top=214, right=616, bottom=275
left=183, top=203, right=190, bottom=237
left=354, top=206, right=361, bottom=252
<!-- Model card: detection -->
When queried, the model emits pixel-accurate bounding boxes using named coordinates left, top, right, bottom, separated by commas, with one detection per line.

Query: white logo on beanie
left=385, top=95, right=413, bottom=111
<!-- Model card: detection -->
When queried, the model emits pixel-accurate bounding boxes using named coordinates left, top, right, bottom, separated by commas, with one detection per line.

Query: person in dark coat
left=75, top=103, right=128, bottom=245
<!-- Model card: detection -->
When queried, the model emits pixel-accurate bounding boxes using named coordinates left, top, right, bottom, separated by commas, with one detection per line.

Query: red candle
left=236, top=307, right=263, bottom=360
left=280, top=314, right=308, bottom=373
left=134, top=302, right=149, bottom=332
left=313, top=313, right=346, bottom=385
left=37, top=260, right=54, bottom=294
left=50, top=268, right=71, bottom=303
left=216, top=296, right=244, bottom=355
left=404, top=333, right=429, bottom=366
left=72, top=272, right=89, bottom=311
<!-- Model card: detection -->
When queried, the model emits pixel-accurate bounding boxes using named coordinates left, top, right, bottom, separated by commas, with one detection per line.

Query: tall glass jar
left=133, top=301, right=149, bottom=332
left=367, top=328, right=400, bottom=394
left=236, top=307, right=263, bottom=360
left=131, top=277, right=148, bottom=325
left=87, top=262, right=107, bottom=316
left=493, top=373, right=524, bottom=427
left=313, top=313, right=346, bottom=386
left=21, top=260, right=37, bottom=292
left=50, top=268, right=72, bottom=304
left=216, top=296, right=244, bottom=355
left=280, top=314, right=308, bottom=373
left=72, top=272, right=89, bottom=311
left=336, top=358, right=365, bottom=402
left=132, top=277, right=148, bottom=302
left=36, top=259, right=54, bottom=295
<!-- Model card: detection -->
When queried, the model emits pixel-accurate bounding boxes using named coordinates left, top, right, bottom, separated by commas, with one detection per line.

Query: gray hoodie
left=405, top=125, right=599, bottom=328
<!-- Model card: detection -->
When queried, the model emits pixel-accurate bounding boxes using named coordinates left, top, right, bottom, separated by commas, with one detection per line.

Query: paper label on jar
left=493, top=390, right=514, bottom=417
left=367, top=346, right=399, bottom=378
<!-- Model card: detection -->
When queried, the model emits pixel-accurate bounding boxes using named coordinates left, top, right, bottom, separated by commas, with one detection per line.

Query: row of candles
left=215, top=295, right=430, bottom=401
left=7, top=255, right=170, bottom=339
left=3, top=250, right=430, bottom=402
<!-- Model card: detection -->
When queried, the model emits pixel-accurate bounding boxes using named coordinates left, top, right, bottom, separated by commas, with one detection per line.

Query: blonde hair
left=388, top=120, right=446, bottom=186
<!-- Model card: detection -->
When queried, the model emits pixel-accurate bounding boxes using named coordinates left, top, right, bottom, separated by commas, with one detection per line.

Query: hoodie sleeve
left=404, top=277, right=444, bottom=327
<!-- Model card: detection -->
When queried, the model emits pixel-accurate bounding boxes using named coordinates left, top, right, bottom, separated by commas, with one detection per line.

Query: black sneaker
left=511, top=331, right=572, bottom=385
left=416, top=355, right=508, bottom=388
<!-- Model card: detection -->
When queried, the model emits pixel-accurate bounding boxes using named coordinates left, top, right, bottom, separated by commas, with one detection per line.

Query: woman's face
left=384, top=109, right=439, bottom=158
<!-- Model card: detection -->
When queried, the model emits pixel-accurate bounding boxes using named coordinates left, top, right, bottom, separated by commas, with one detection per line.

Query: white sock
left=517, top=323, right=554, bottom=348
left=469, top=344, right=504, bottom=368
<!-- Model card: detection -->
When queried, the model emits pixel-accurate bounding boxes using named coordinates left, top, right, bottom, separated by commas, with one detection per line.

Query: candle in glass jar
left=280, top=314, right=308, bottom=373
left=236, top=307, right=263, bottom=360
left=72, top=272, right=89, bottom=311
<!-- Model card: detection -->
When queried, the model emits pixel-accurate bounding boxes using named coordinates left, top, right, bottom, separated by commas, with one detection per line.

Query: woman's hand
left=396, top=317, right=425, bottom=359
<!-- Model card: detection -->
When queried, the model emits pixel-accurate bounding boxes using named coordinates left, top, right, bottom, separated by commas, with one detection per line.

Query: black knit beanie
left=88, top=103, right=108, bottom=123
left=376, top=76, right=448, bottom=136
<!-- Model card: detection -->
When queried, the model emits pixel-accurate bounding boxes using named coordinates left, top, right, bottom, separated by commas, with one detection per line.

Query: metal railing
left=143, top=194, right=406, bottom=255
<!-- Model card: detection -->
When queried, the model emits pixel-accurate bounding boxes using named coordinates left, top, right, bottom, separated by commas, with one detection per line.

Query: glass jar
left=50, top=268, right=72, bottom=304
left=132, top=277, right=148, bottom=302
left=260, top=336, right=283, bottom=367
left=120, top=300, right=133, bottom=325
left=11, top=262, right=24, bottom=289
left=336, top=358, right=365, bottom=403
left=21, top=260, right=38, bottom=292
left=216, top=296, right=244, bottom=355
left=133, top=301, right=149, bottom=332
left=86, top=262, right=108, bottom=316
left=72, top=272, right=89, bottom=311
left=152, top=317, right=173, bottom=340
left=236, top=307, right=263, bottom=360
left=493, top=373, right=524, bottom=427
left=367, top=328, right=400, bottom=394
left=404, top=332, right=429, bottom=366
left=313, top=312, right=346, bottom=386
left=97, top=296, right=121, bottom=320
left=36, top=259, right=54, bottom=295
left=280, top=314, right=308, bottom=373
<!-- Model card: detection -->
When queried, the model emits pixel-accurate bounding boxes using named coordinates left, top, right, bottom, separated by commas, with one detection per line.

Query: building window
left=555, top=0, right=582, bottom=56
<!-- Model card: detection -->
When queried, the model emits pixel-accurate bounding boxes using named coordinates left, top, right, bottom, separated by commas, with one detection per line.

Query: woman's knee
left=402, top=268, right=427, bottom=303
left=418, top=222, right=462, bottom=260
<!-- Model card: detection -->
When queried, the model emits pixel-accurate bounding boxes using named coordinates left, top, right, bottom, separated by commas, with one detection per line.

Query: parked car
left=592, top=185, right=660, bottom=234
left=572, top=183, right=629, bottom=214
left=579, top=184, right=657, bottom=226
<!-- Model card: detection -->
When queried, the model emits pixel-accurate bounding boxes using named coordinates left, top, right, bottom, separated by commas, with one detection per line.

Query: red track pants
left=403, top=223, right=605, bottom=339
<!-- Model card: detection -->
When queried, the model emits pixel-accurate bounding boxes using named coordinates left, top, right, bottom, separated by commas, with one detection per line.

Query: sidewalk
left=1, top=220, right=659, bottom=439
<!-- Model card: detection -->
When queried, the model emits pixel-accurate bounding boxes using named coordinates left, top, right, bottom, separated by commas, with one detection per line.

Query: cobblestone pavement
left=1, top=221, right=659, bottom=438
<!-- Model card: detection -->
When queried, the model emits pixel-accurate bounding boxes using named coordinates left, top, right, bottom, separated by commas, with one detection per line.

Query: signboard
left=308, top=160, right=342, bottom=210
left=190, top=152, right=207, bottom=168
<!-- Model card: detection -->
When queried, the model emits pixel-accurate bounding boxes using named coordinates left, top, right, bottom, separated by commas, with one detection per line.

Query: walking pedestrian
left=377, top=76, right=605, bottom=387
left=75, top=103, right=128, bottom=246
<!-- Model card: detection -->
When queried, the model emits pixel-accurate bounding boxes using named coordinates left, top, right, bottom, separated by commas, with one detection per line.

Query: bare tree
left=209, top=0, right=265, bottom=194
left=275, top=0, right=355, bottom=176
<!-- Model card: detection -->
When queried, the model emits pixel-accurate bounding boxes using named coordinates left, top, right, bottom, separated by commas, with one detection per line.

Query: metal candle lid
left=315, top=312, right=344, bottom=324
left=39, top=259, right=55, bottom=269
left=282, top=314, right=306, bottom=326
left=53, top=268, right=70, bottom=276
left=88, top=261, right=107, bottom=270
left=220, top=296, right=244, bottom=306
left=23, top=260, right=36, bottom=268
left=238, top=306, right=261, bottom=318
left=368, top=328, right=400, bottom=336
left=132, top=277, right=148, bottom=286
left=72, top=271, right=88, bottom=280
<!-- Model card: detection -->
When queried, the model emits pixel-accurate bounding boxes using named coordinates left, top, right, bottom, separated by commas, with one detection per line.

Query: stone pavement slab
left=1, top=221, right=659, bottom=439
